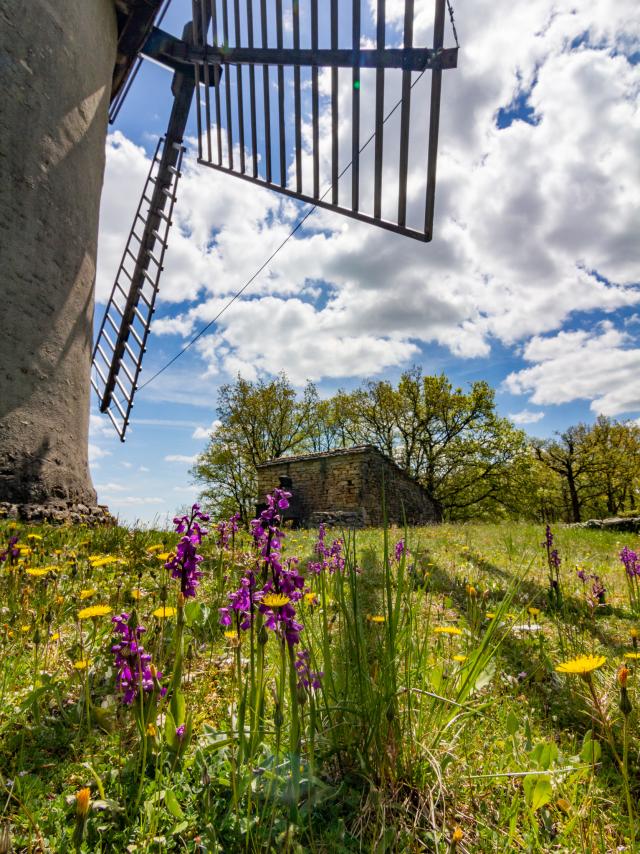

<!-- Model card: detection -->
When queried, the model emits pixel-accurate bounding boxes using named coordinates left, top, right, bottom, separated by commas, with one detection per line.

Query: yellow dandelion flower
left=153, top=606, right=176, bottom=619
left=78, top=604, right=112, bottom=620
left=55, top=595, right=64, bottom=605
left=304, top=592, right=318, bottom=606
left=630, top=628, right=639, bottom=640
left=26, top=567, right=52, bottom=577
left=51, top=632, right=60, bottom=641
left=27, top=534, right=43, bottom=541
left=624, top=652, right=640, bottom=660
left=146, top=545, right=164, bottom=553
left=79, top=589, right=96, bottom=600
left=367, top=614, right=385, bottom=623
left=146, top=723, right=157, bottom=737
left=156, top=552, right=174, bottom=561
left=528, top=607, right=541, bottom=617
left=90, top=557, right=119, bottom=568
left=21, top=625, right=30, bottom=633
left=453, top=654, right=467, bottom=663
left=452, top=826, right=464, bottom=843
left=73, top=659, right=91, bottom=670
left=466, top=584, right=477, bottom=597
left=262, top=593, right=291, bottom=608
left=130, top=589, right=145, bottom=600
left=76, top=787, right=91, bottom=817
left=555, top=655, right=606, bottom=675
left=18, top=547, right=32, bottom=556
left=485, top=612, right=496, bottom=620
left=224, top=630, right=238, bottom=639
left=434, top=626, right=463, bottom=635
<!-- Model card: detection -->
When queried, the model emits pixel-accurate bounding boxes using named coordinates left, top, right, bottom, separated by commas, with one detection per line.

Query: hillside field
left=1, top=514, right=639, bottom=853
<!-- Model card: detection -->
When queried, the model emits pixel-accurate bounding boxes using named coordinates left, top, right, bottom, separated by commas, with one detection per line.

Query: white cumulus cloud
left=504, top=322, right=640, bottom=416
left=97, top=0, right=640, bottom=415
left=508, top=410, right=545, bottom=426
left=164, top=454, right=198, bottom=464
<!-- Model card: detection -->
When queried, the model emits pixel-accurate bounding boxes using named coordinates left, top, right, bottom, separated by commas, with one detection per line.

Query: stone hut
left=256, top=445, right=439, bottom=528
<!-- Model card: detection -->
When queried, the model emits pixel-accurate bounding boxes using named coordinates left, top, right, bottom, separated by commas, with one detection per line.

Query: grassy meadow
left=1, top=510, right=639, bottom=852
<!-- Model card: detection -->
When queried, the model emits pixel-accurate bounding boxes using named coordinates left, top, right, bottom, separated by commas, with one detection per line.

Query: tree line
left=191, top=369, right=640, bottom=525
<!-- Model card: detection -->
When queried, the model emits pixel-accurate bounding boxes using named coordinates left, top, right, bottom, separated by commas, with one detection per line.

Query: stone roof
left=256, top=445, right=385, bottom=468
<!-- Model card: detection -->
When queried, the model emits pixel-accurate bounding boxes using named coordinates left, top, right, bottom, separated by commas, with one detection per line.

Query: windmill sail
left=94, top=0, right=457, bottom=439
left=188, top=0, right=457, bottom=240
left=91, top=136, right=185, bottom=440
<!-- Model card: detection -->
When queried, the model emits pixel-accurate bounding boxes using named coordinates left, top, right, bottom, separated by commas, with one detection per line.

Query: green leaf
left=171, top=689, right=186, bottom=726
left=530, top=741, right=558, bottom=770
left=164, top=710, right=178, bottom=750
left=473, top=660, right=496, bottom=692
left=427, top=666, right=444, bottom=692
left=164, top=789, right=184, bottom=820
left=580, top=737, right=601, bottom=764
left=184, top=601, right=203, bottom=627
left=530, top=776, right=553, bottom=811
left=179, top=712, right=193, bottom=755
left=506, top=711, right=519, bottom=736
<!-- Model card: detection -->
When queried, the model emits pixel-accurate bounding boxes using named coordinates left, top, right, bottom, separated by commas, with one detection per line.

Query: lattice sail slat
left=91, top=137, right=185, bottom=440
left=187, top=0, right=456, bottom=241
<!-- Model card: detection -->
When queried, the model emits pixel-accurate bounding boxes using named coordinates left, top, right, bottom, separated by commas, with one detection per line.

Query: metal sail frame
left=94, top=0, right=458, bottom=440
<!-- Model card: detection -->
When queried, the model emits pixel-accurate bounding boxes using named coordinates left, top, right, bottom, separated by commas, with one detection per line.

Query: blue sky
left=91, top=0, right=640, bottom=524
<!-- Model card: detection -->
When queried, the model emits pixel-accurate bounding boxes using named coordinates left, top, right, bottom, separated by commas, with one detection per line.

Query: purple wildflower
left=111, top=613, right=165, bottom=705
left=165, top=503, right=210, bottom=599
left=295, top=648, right=323, bottom=691
left=577, top=568, right=587, bottom=583
left=175, top=724, right=186, bottom=740
left=220, top=489, right=309, bottom=647
left=620, top=547, right=639, bottom=578
left=0, top=535, right=20, bottom=565
left=542, top=525, right=561, bottom=569
left=308, top=525, right=346, bottom=575
left=590, top=575, right=606, bottom=605
left=220, top=569, right=259, bottom=631
left=542, top=525, right=563, bottom=608
left=216, top=512, right=241, bottom=549
left=394, top=539, right=406, bottom=562
left=260, top=599, right=305, bottom=646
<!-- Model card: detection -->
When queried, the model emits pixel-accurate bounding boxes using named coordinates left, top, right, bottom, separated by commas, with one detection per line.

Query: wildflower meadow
left=1, top=498, right=640, bottom=852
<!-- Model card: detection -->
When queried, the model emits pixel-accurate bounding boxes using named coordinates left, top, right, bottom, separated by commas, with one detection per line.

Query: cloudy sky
left=91, top=0, right=640, bottom=523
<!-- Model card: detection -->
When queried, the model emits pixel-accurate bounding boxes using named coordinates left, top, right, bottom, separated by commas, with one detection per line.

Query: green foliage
left=534, top=416, right=640, bottom=522
left=190, top=370, right=640, bottom=524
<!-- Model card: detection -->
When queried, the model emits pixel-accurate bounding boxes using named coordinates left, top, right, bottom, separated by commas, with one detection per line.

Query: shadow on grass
left=410, top=548, right=630, bottom=746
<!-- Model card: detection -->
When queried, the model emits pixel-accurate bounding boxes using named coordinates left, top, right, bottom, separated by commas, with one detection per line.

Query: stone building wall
left=359, top=451, right=437, bottom=526
left=256, top=446, right=438, bottom=527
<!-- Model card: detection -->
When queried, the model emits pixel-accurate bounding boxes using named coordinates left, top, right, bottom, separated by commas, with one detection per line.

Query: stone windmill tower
left=0, top=0, right=163, bottom=521
left=0, top=0, right=457, bottom=522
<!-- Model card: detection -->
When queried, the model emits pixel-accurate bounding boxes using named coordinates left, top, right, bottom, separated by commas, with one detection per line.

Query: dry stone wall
left=257, top=446, right=437, bottom=528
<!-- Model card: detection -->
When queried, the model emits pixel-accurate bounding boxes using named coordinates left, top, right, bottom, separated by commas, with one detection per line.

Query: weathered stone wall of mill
left=0, top=0, right=117, bottom=507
